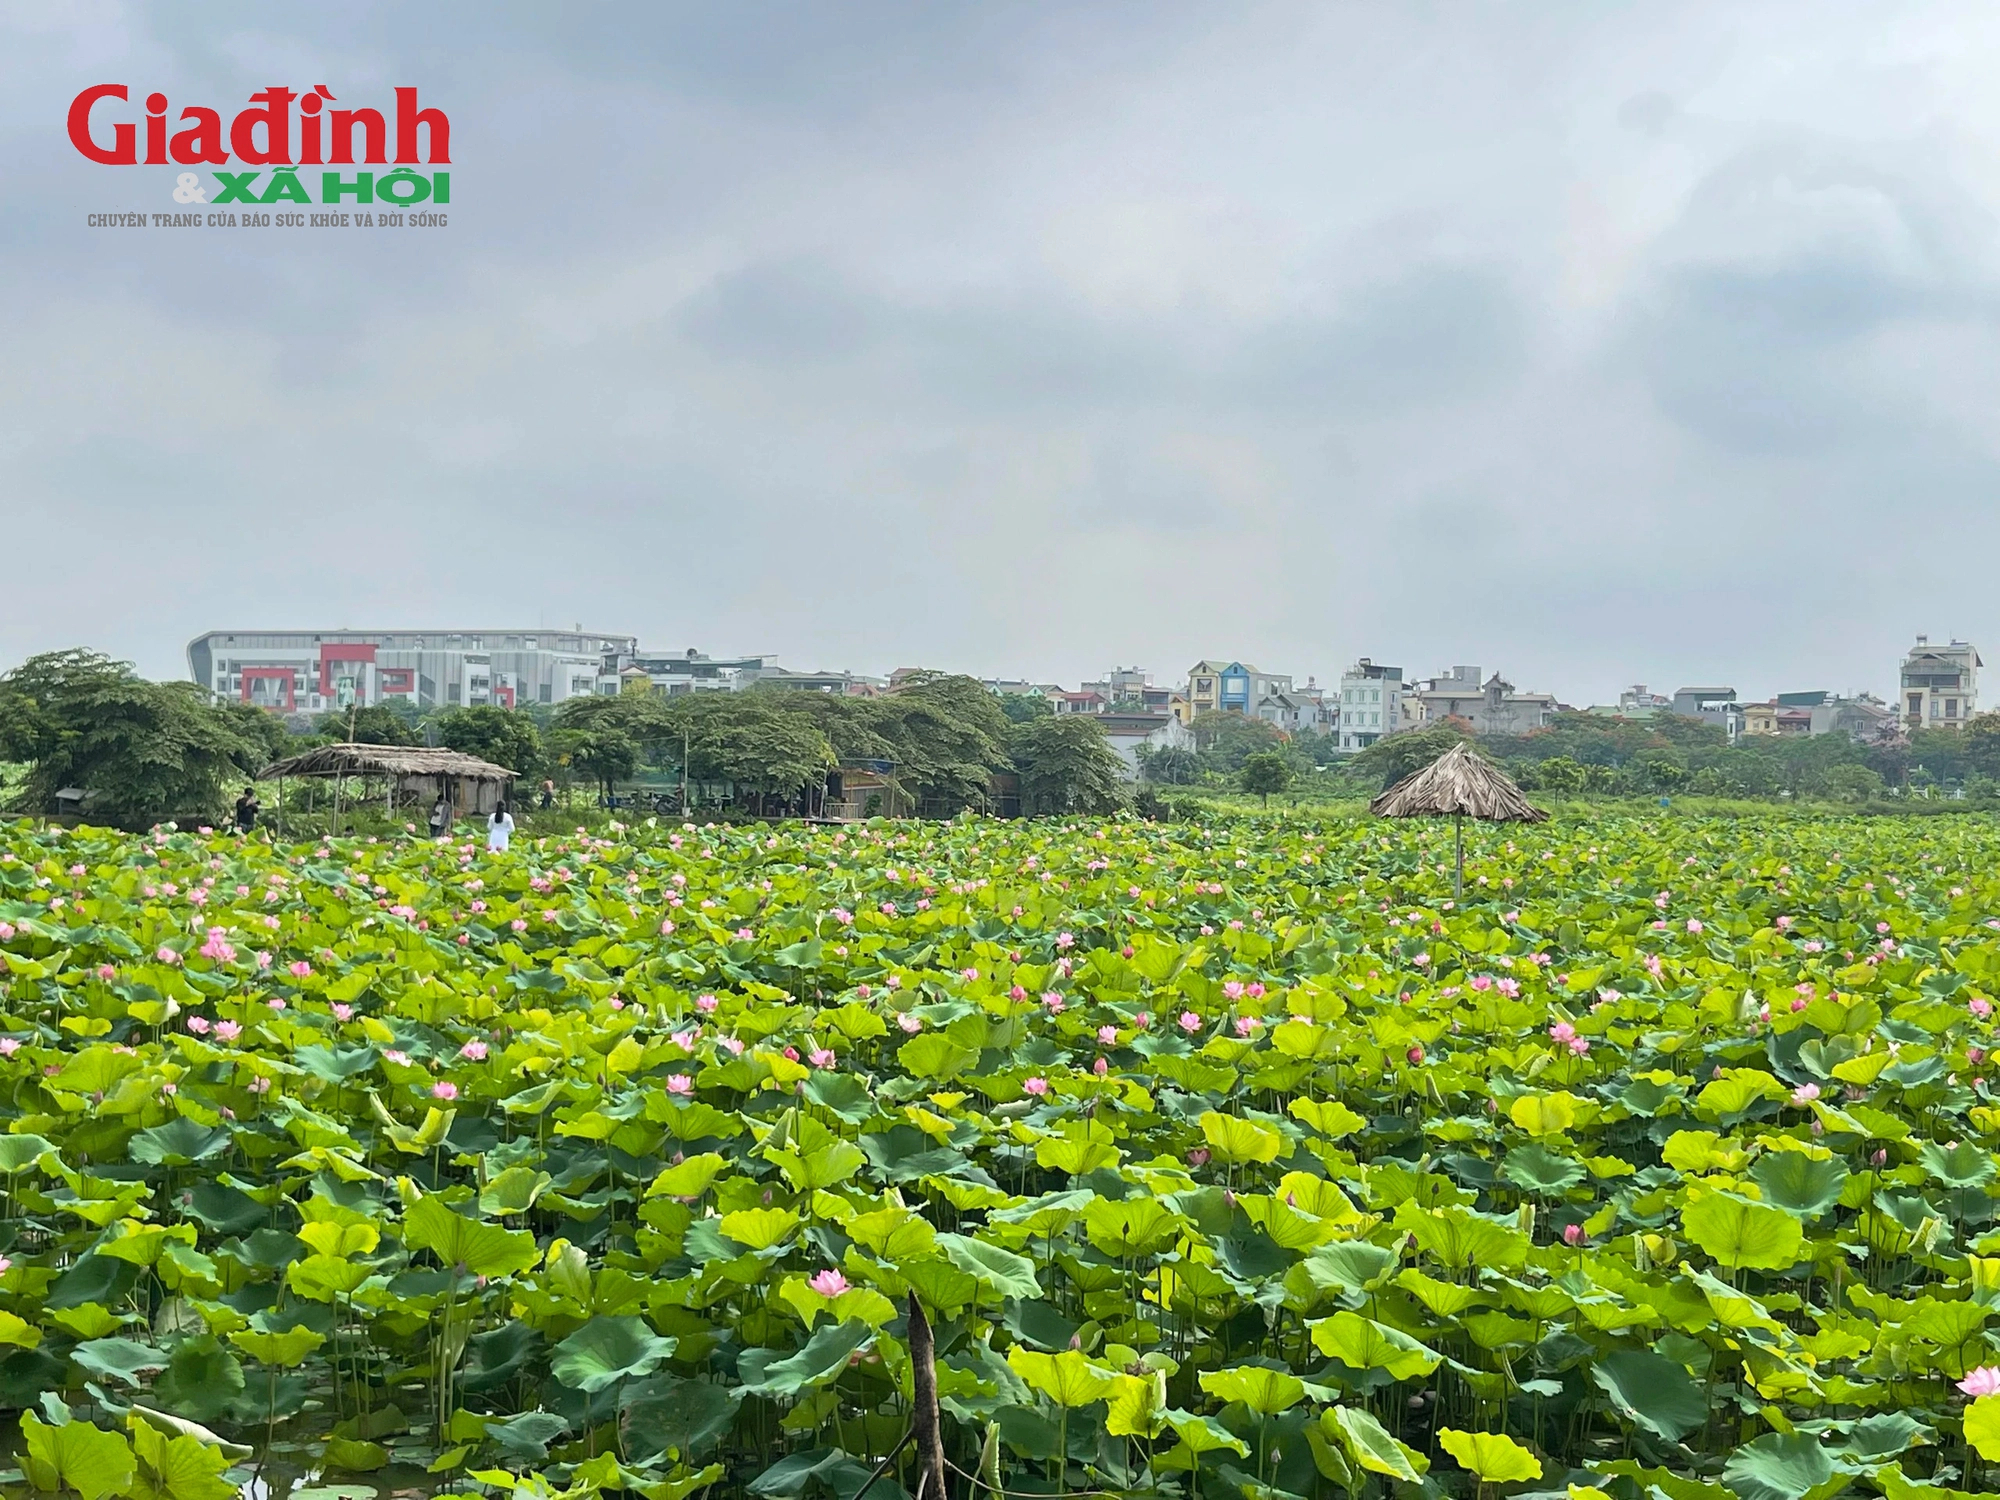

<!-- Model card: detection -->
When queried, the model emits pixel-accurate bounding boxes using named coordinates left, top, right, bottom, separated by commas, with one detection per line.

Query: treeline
left=1326, top=713, right=2000, bottom=802
left=0, top=652, right=1132, bottom=823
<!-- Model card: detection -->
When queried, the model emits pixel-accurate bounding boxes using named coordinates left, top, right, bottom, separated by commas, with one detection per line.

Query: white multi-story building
left=1338, top=658, right=1403, bottom=752
left=187, top=629, right=637, bottom=714
left=1899, top=636, right=1980, bottom=732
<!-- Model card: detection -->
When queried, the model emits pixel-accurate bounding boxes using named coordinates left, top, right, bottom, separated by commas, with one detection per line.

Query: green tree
left=1011, top=715, right=1129, bottom=815
left=1532, top=755, right=1588, bottom=801
left=996, top=692, right=1054, bottom=724
left=1823, top=763, right=1884, bottom=803
left=1137, top=743, right=1201, bottom=785
left=1349, top=723, right=1465, bottom=790
left=1239, top=751, right=1294, bottom=806
left=0, top=649, right=274, bottom=822
left=549, top=725, right=637, bottom=803
left=314, top=705, right=417, bottom=747
left=437, top=706, right=544, bottom=780
left=670, top=697, right=835, bottom=814
left=876, top=674, right=1013, bottom=812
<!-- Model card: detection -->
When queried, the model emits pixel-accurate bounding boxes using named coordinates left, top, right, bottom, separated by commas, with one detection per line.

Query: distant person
left=487, top=800, right=515, bottom=853
left=539, top=778, right=555, bottom=810
left=428, top=794, right=452, bottom=839
left=234, top=785, right=259, bottom=834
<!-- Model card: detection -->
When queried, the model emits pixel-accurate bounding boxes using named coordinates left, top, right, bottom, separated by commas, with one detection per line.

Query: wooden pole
left=1454, top=812, right=1464, bottom=903
left=906, top=1293, right=948, bottom=1500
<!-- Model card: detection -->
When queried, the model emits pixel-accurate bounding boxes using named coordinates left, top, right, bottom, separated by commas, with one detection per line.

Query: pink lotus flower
left=1134, top=1012, right=1150, bottom=1029
left=1791, top=1083, right=1821, bottom=1105
left=1686, top=919, right=1703, bottom=934
left=1178, top=1011, right=1202, bottom=1034
left=157, top=947, right=181, bottom=965
left=97, top=965, right=115, bottom=981
left=696, top=994, right=719, bottom=1014
left=1055, top=932, right=1075, bottom=949
left=1550, top=1021, right=1577, bottom=1044
left=897, top=1013, right=923, bottom=1033
left=1022, top=1076, right=1049, bottom=1096
left=1188, top=1147, right=1211, bottom=1167
left=186, top=1016, right=211, bottom=1035
left=1470, top=975, right=1493, bottom=992
left=1042, top=993, right=1065, bottom=1014
left=432, top=1081, right=459, bottom=1101
left=460, top=1040, right=489, bottom=1061
left=0, top=1039, right=17, bottom=1057
left=809, top=1047, right=837, bottom=1068
left=288, top=960, right=312, bottom=978
left=1222, top=981, right=1245, bottom=1001
left=720, top=1036, right=745, bottom=1055
left=214, top=1020, right=241, bottom=1042
left=1958, top=1366, right=2000, bottom=1397
left=1233, top=1016, right=1260, bottom=1037
left=1562, top=1224, right=1587, bottom=1247
left=667, top=1074, right=694, bottom=1095
left=332, top=1003, right=354, bottom=1022
left=671, top=1028, right=698, bottom=1050
left=1972, top=998, right=1994, bottom=1020
left=510, top=918, right=527, bottom=932
left=267, top=997, right=286, bottom=1011
left=1567, top=1037, right=1590, bottom=1056
left=960, top=967, right=979, bottom=982
left=809, top=1269, right=849, bottom=1297
left=248, top=1075, right=271, bottom=1095
left=1093, top=1057, right=1108, bottom=1076
left=659, top=919, right=675, bottom=935
left=383, top=1049, right=411, bottom=1066
left=1097, top=1025, right=1119, bottom=1046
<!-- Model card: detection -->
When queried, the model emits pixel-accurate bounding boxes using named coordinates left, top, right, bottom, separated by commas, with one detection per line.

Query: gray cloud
left=5, top=1, right=2000, bottom=706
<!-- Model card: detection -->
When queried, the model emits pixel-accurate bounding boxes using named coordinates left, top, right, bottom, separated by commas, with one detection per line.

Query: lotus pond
left=1, top=811, right=1999, bottom=1500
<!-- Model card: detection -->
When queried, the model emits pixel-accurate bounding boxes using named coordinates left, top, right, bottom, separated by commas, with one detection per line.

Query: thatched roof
left=1369, top=742, right=1547, bottom=823
left=257, top=744, right=517, bottom=783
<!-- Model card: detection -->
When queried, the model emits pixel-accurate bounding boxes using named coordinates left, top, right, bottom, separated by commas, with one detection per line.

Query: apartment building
left=1899, top=636, right=1980, bottom=730
left=1338, top=659, right=1403, bottom=752
left=188, top=628, right=636, bottom=714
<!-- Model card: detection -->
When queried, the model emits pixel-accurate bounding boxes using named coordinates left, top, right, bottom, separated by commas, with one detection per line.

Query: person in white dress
left=486, top=800, right=515, bottom=853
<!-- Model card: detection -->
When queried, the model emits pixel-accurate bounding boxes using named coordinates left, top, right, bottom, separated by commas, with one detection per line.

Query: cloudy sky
left=4, top=2, right=1998, bottom=705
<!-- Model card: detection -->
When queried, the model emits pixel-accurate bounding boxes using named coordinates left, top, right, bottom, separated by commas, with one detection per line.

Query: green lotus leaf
left=1749, top=1150, right=1849, bottom=1218
left=1309, top=1312, right=1442, bottom=1380
left=1006, top=1346, right=1117, bottom=1408
left=401, top=1193, right=539, bottom=1278
left=1589, top=1348, right=1707, bottom=1442
left=550, top=1316, right=677, bottom=1393
left=1324, top=1406, right=1428, bottom=1482
left=1199, top=1364, right=1305, bottom=1415
left=1682, top=1191, right=1805, bottom=1270
left=21, top=1411, right=136, bottom=1500
left=938, top=1233, right=1042, bottom=1300
left=738, top=1319, right=872, bottom=1399
left=69, top=1337, right=169, bottom=1387
left=1720, top=1432, right=1836, bottom=1500
left=1438, top=1427, right=1542, bottom=1483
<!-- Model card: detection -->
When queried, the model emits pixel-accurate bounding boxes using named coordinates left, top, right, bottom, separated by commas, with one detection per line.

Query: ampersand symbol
left=172, top=173, right=208, bottom=204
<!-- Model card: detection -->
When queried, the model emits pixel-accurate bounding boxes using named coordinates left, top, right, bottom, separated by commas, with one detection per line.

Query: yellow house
left=1740, top=701, right=1778, bottom=736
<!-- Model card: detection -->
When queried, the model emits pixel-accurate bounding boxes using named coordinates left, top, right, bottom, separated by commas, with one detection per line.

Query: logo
left=70, top=85, right=451, bottom=230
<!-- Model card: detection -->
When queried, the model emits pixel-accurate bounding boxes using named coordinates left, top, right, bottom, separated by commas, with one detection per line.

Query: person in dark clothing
left=428, top=794, right=452, bottom=839
left=234, top=786, right=259, bottom=833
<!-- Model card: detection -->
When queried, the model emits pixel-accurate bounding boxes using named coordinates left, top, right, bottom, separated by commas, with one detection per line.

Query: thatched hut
left=257, top=744, right=518, bottom=828
left=1370, top=741, right=1546, bottom=899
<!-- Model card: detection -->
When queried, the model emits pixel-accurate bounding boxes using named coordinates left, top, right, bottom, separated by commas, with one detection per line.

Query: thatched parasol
left=1369, top=741, right=1547, bottom=900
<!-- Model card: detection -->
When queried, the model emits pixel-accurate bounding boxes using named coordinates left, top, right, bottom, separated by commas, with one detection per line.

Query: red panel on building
left=240, top=666, right=298, bottom=712
left=319, top=641, right=378, bottom=696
